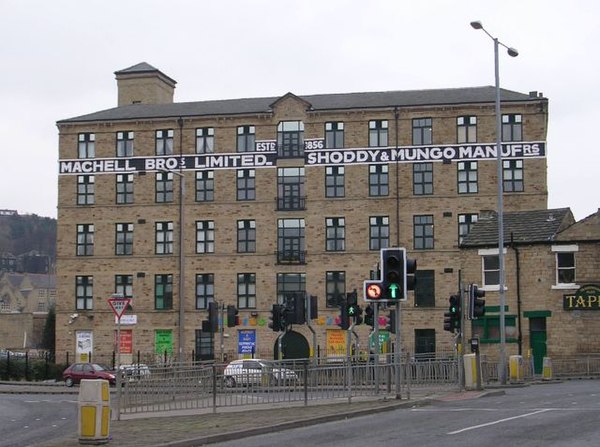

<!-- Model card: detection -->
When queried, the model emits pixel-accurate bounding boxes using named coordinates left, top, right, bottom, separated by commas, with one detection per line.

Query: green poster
left=369, top=331, right=390, bottom=353
left=155, top=329, right=173, bottom=354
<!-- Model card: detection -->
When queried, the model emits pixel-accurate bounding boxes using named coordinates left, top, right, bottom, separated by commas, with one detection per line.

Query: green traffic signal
left=444, top=294, right=461, bottom=333
left=387, top=283, right=400, bottom=299
left=382, top=248, right=404, bottom=300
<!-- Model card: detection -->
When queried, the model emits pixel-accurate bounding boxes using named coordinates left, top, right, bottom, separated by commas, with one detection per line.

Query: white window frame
left=551, top=244, right=579, bottom=289
left=478, top=248, right=507, bottom=291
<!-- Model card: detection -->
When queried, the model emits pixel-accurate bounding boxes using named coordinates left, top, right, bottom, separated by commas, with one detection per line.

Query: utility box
left=509, top=355, right=524, bottom=382
left=463, top=354, right=478, bottom=390
left=78, top=379, right=110, bottom=444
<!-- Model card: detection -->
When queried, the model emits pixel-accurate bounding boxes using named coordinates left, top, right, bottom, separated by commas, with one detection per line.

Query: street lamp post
left=470, top=20, right=518, bottom=385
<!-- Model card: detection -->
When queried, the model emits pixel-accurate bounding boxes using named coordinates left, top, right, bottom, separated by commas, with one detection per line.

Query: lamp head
left=507, top=47, right=519, bottom=57
left=470, top=20, right=483, bottom=30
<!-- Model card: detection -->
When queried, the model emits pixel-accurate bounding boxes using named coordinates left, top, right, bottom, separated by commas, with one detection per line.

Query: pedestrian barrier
left=118, top=356, right=458, bottom=416
left=78, top=379, right=110, bottom=444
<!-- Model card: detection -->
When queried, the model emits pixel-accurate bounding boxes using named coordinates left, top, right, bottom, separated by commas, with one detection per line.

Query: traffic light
left=380, top=248, right=417, bottom=301
left=338, top=303, right=350, bottom=330
left=346, top=289, right=363, bottom=325
left=227, top=305, right=239, bottom=327
left=443, top=309, right=453, bottom=332
left=293, top=293, right=306, bottom=325
left=469, top=283, right=486, bottom=319
left=386, top=309, right=396, bottom=334
left=406, top=257, right=417, bottom=292
left=364, top=304, right=374, bottom=327
left=346, top=290, right=359, bottom=317
left=444, top=294, right=461, bottom=333
left=355, top=305, right=363, bottom=325
left=208, top=301, right=219, bottom=333
left=268, top=304, right=283, bottom=332
left=381, top=248, right=404, bottom=300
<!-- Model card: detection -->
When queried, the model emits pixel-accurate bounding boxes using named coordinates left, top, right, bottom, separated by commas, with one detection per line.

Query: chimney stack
left=114, top=62, right=176, bottom=106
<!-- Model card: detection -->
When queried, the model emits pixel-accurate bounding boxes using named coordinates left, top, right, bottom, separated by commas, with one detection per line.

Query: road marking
left=447, top=409, right=551, bottom=435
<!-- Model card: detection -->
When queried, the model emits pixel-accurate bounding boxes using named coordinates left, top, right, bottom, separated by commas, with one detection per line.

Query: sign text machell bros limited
left=59, top=140, right=546, bottom=175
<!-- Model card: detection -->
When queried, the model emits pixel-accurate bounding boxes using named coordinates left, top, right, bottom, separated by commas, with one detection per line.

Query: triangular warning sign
left=108, top=297, right=131, bottom=319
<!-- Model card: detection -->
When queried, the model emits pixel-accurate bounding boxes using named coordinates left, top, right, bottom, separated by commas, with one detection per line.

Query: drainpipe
left=510, top=232, right=523, bottom=355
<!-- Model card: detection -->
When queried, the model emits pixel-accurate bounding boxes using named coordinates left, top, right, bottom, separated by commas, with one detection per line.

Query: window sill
left=480, top=338, right=519, bottom=344
left=481, top=285, right=508, bottom=292
left=551, top=283, right=580, bottom=290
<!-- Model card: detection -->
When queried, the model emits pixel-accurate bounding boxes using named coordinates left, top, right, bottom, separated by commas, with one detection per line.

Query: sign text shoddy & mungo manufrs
left=59, top=140, right=545, bottom=175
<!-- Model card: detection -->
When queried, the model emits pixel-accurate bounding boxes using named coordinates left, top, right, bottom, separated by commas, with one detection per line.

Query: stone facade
left=55, top=63, right=549, bottom=364
left=460, top=208, right=600, bottom=372
left=0, top=272, right=56, bottom=349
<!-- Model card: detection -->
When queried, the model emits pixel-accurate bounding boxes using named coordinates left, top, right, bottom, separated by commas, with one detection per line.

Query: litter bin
left=78, top=379, right=110, bottom=444
left=542, top=357, right=553, bottom=381
left=509, top=355, right=524, bottom=382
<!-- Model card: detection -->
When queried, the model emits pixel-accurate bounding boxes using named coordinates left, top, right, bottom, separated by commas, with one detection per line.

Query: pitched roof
left=555, top=209, right=600, bottom=241
left=460, top=208, right=574, bottom=247
left=0, top=272, right=56, bottom=289
left=114, top=62, right=160, bottom=75
left=58, top=86, right=541, bottom=124
left=27, top=274, right=56, bottom=289
left=114, top=62, right=177, bottom=86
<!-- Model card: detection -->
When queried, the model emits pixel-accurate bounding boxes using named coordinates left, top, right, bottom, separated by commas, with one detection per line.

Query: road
left=211, top=380, right=600, bottom=447
left=0, top=393, right=77, bottom=447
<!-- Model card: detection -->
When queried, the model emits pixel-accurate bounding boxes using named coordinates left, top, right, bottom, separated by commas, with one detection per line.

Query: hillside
left=0, top=211, right=56, bottom=259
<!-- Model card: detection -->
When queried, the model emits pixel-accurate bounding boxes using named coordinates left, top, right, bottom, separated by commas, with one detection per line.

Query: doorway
left=273, top=330, right=310, bottom=360
left=529, top=317, right=547, bottom=374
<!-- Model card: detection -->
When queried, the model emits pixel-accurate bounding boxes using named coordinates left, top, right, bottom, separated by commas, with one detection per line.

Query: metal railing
left=549, top=356, right=600, bottom=378
left=276, top=196, right=306, bottom=211
left=118, top=356, right=459, bottom=416
left=481, top=354, right=600, bottom=382
left=276, top=249, right=306, bottom=264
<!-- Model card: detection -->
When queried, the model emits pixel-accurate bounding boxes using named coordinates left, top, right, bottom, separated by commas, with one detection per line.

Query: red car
left=62, top=363, right=116, bottom=387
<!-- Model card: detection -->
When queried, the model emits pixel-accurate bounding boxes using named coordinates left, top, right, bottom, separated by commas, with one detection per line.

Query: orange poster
left=115, top=329, right=133, bottom=354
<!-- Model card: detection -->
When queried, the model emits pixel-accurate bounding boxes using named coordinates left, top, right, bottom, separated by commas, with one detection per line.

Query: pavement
left=1, top=381, right=506, bottom=447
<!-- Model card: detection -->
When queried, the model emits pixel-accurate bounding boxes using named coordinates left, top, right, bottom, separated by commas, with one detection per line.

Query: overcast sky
left=2, top=0, right=598, bottom=220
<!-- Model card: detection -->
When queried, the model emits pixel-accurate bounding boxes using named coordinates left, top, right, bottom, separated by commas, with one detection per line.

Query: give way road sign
left=108, top=297, right=131, bottom=319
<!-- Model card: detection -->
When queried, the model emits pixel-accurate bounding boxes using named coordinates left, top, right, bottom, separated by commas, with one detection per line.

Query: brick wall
left=55, top=89, right=550, bottom=363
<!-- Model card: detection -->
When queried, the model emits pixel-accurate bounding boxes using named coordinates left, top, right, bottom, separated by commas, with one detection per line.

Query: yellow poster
left=326, top=329, right=347, bottom=358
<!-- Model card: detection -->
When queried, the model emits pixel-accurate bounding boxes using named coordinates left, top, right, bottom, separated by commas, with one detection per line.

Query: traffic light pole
left=346, top=321, right=355, bottom=404
left=305, top=293, right=317, bottom=366
left=373, top=303, right=380, bottom=394
left=277, top=330, right=283, bottom=361
left=219, top=303, right=225, bottom=362
left=394, top=302, right=402, bottom=399
left=351, top=327, right=360, bottom=356
left=461, top=284, right=466, bottom=389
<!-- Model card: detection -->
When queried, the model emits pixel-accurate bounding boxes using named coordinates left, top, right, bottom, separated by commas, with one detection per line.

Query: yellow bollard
left=542, top=357, right=553, bottom=381
left=509, top=355, right=524, bottom=382
left=463, top=354, right=477, bottom=390
left=78, top=379, right=110, bottom=444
